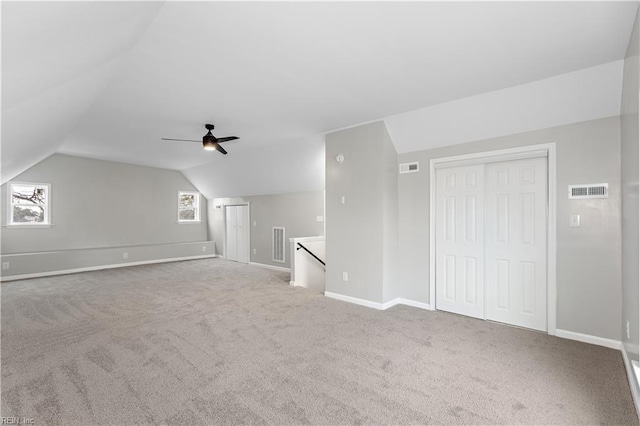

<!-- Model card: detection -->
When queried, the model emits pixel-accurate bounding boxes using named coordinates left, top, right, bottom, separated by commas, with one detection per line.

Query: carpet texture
left=1, top=258, right=637, bottom=425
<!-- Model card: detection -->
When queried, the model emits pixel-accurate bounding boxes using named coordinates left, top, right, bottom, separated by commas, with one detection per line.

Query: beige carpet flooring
left=1, top=258, right=637, bottom=425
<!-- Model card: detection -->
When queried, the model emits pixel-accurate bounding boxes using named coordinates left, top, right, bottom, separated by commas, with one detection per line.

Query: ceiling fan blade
left=216, top=136, right=239, bottom=143
left=215, top=143, right=228, bottom=155
left=161, top=138, right=201, bottom=143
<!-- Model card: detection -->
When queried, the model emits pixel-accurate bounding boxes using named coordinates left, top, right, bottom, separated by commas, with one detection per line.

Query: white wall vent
left=399, top=162, right=419, bottom=174
left=272, top=227, right=286, bottom=263
left=568, top=183, right=608, bottom=199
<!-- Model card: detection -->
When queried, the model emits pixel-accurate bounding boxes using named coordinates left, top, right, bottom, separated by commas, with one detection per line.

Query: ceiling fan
left=162, top=124, right=239, bottom=154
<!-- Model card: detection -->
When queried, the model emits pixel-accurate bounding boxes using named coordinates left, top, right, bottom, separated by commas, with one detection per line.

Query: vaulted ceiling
left=3, top=1, right=638, bottom=199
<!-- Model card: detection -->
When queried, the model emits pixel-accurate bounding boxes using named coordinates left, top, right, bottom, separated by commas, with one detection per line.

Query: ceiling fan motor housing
left=161, top=123, right=235, bottom=155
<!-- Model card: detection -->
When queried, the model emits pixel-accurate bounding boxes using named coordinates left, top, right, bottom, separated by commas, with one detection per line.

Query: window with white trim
left=178, top=191, right=200, bottom=222
left=9, top=182, right=50, bottom=225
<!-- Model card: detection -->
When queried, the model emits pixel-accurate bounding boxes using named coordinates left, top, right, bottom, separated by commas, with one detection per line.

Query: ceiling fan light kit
left=203, top=140, right=217, bottom=151
left=161, top=123, right=239, bottom=155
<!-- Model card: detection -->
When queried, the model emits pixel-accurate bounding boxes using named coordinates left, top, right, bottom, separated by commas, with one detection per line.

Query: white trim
left=433, top=149, right=548, bottom=169
left=429, top=160, right=437, bottom=311
left=621, top=345, right=640, bottom=417
left=4, top=224, right=52, bottom=229
left=429, top=142, right=557, bottom=335
left=381, top=299, right=399, bottom=310
left=290, top=281, right=310, bottom=288
left=547, top=143, right=557, bottom=335
left=325, top=291, right=387, bottom=310
left=0, top=241, right=213, bottom=257
left=289, top=236, right=325, bottom=244
left=394, top=298, right=432, bottom=310
left=0, top=254, right=217, bottom=282
left=248, top=261, right=290, bottom=273
left=555, top=329, right=621, bottom=350
left=324, top=293, right=432, bottom=311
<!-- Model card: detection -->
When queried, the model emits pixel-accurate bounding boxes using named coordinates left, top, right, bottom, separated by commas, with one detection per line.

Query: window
left=9, top=182, right=50, bottom=225
left=178, top=191, right=200, bottom=222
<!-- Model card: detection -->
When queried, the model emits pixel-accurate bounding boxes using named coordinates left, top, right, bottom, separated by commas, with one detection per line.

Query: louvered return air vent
left=272, top=227, right=285, bottom=263
left=399, top=162, right=419, bottom=174
left=568, top=183, right=608, bottom=199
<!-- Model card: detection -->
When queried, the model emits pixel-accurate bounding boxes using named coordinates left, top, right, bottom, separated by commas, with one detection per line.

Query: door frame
left=223, top=203, right=251, bottom=262
left=429, top=142, right=557, bottom=336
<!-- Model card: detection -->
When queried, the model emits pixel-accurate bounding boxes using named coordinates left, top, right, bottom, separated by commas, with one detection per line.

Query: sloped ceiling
left=2, top=1, right=638, bottom=199
left=1, top=1, right=164, bottom=184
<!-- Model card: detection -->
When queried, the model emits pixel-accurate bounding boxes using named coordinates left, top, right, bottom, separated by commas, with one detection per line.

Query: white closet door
left=226, top=206, right=238, bottom=261
left=435, top=165, right=485, bottom=319
left=485, top=157, right=547, bottom=331
left=236, top=205, right=250, bottom=264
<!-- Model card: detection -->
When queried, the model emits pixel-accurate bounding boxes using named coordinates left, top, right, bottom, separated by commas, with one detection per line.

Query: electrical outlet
left=342, top=272, right=348, bottom=281
left=627, top=320, right=630, bottom=339
left=2, top=262, right=9, bottom=270
left=202, top=246, right=207, bottom=252
left=123, top=252, right=128, bottom=259
left=252, top=248, right=257, bottom=255
left=341, top=196, right=346, bottom=205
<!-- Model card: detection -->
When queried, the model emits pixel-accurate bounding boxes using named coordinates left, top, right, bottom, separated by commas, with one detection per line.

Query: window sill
left=4, top=223, right=53, bottom=229
left=177, top=221, right=202, bottom=224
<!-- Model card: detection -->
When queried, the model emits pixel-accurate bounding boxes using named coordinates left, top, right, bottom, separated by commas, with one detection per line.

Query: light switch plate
left=569, top=214, right=581, bottom=227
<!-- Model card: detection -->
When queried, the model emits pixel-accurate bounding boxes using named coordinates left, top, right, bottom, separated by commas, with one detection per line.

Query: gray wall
left=325, top=121, right=398, bottom=304
left=382, top=127, right=400, bottom=302
left=1, top=154, right=208, bottom=253
left=208, top=191, right=324, bottom=268
left=1, top=241, right=214, bottom=279
left=622, top=9, right=640, bottom=359
left=397, top=116, right=622, bottom=341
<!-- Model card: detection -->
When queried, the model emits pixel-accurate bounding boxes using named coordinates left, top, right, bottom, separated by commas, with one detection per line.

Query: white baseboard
left=621, top=344, right=640, bottom=418
left=555, top=328, right=621, bottom=350
left=324, top=293, right=432, bottom=312
left=0, top=254, right=217, bottom=282
left=248, top=262, right=290, bottom=273
left=325, top=292, right=387, bottom=310
left=394, top=298, right=432, bottom=310
left=381, top=298, right=399, bottom=310
left=289, top=281, right=307, bottom=287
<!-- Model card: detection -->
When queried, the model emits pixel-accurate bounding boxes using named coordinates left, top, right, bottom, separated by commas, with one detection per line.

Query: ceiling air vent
left=399, top=162, right=419, bottom=174
left=568, top=183, right=608, bottom=199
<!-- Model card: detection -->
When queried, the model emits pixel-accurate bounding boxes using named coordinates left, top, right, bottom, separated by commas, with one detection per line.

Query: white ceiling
left=2, top=1, right=638, bottom=199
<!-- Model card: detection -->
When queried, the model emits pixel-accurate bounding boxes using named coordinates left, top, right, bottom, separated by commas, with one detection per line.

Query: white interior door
left=236, top=205, right=250, bottom=264
left=435, top=165, right=485, bottom=319
left=225, top=205, right=250, bottom=264
left=485, top=158, right=547, bottom=331
left=225, top=206, right=238, bottom=262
